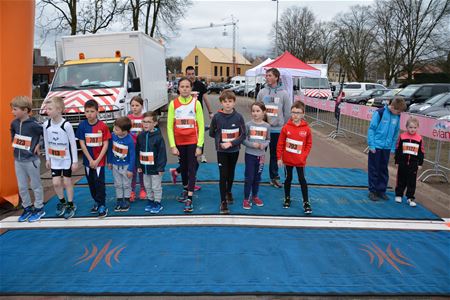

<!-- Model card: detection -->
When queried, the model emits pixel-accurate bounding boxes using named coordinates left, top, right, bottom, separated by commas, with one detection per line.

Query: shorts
left=51, top=168, right=72, bottom=178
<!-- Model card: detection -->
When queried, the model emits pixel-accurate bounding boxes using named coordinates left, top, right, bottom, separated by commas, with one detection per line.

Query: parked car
left=344, top=89, right=389, bottom=105
left=408, top=92, right=450, bottom=117
left=231, top=85, right=246, bottom=96
left=207, top=82, right=226, bottom=94
left=367, top=88, right=403, bottom=107
left=342, top=82, right=387, bottom=98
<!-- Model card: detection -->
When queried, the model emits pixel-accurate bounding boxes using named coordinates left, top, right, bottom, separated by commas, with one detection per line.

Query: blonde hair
left=11, top=96, right=32, bottom=113
left=48, top=96, right=65, bottom=112
left=406, top=117, right=419, bottom=128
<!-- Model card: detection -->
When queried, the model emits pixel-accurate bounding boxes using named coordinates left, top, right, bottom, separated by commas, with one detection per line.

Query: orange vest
left=173, top=97, right=198, bottom=145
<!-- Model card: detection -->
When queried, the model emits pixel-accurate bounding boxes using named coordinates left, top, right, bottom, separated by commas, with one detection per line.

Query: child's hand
left=418, top=165, right=423, bottom=170
left=126, top=171, right=133, bottom=178
left=33, top=144, right=41, bottom=155
left=253, top=142, right=259, bottom=148
left=89, top=159, right=96, bottom=168
left=137, top=168, right=142, bottom=173
left=370, top=149, right=376, bottom=154
left=71, top=162, right=78, bottom=171
left=45, top=160, right=51, bottom=169
left=277, top=159, right=283, bottom=168
left=259, top=144, right=265, bottom=150
left=195, top=147, right=202, bottom=157
left=171, top=147, right=179, bottom=156
left=221, top=142, right=232, bottom=149
left=92, top=159, right=100, bottom=168
left=107, top=163, right=112, bottom=170
left=158, top=171, right=164, bottom=176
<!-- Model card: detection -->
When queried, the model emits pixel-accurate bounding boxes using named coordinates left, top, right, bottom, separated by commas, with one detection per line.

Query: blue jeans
left=368, top=149, right=390, bottom=194
left=244, top=153, right=265, bottom=199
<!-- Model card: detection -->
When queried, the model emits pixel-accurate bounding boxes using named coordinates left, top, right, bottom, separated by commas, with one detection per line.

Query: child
left=136, top=111, right=167, bottom=214
left=127, top=96, right=146, bottom=201
left=276, top=101, right=312, bottom=214
left=107, top=116, right=135, bottom=212
left=209, top=90, right=246, bottom=214
left=394, top=117, right=424, bottom=207
left=10, top=96, right=45, bottom=222
left=367, top=97, right=406, bottom=201
left=76, top=99, right=111, bottom=218
left=242, top=101, right=270, bottom=209
left=43, top=97, right=78, bottom=219
left=167, top=77, right=204, bottom=213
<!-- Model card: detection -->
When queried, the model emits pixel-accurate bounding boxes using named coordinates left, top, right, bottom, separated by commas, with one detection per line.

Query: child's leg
left=405, top=166, right=418, bottom=200
left=377, top=149, right=391, bottom=194
left=178, top=145, right=189, bottom=188
left=85, top=167, right=98, bottom=205
left=284, top=166, right=293, bottom=198
left=124, top=168, right=132, bottom=200
left=112, top=165, right=124, bottom=200
left=52, top=176, right=65, bottom=199
left=138, top=171, right=145, bottom=192
left=226, top=152, right=239, bottom=194
left=217, top=152, right=228, bottom=203
left=244, top=153, right=256, bottom=199
left=185, top=144, right=197, bottom=195
left=269, top=132, right=280, bottom=179
left=14, top=160, right=34, bottom=209
left=252, top=155, right=265, bottom=197
left=94, top=167, right=106, bottom=207
left=28, top=160, right=44, bottom=209
left=63, top=176, right=74, bottom=203
left=143, top=174, right=153, bottom=200
left=296, top=167, right=309, bottom=203
left=151, top=174, right=163, bottom=203
left=395, top=165, right=407, bottom=197
left=367, top=151, right=378, bottom=193
left=131, top=169, right=137, bottom=192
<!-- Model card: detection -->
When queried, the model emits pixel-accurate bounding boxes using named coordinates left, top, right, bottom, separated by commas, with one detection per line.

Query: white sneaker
left=407, top=199, right=417, bottom=207
left=395, top=196, right=402, bottom=203
left=201, top=154, right=207, bottom=163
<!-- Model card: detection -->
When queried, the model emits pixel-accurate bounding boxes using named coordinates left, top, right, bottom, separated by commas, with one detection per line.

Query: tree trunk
left=150, top=0, right=161, bottom=37
left=71, top=0, right=77, bottom=35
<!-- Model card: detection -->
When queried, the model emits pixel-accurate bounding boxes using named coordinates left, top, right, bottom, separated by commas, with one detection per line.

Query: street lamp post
left=273, top=0, right=279, bottom=56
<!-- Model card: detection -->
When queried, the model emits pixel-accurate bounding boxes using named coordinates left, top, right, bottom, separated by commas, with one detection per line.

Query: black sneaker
left=368, top=192, right=378, bottom=201
left=379, top=193, right=389, bottom=201
left=283, top=197, right=291, bottom=208
left=226, top=192, right=234, bottom=204
left=303, top=202, right=312, bottom=214
left=64, top=204, right=76, bottom=219
left=90, top=204, right=99, bottom=214
left=271, top=178, right=282, bottom=188
left=220, top=202, right=229, bottom=214
left=184, top=200, right=193, bottom=213
left=120, top=200, right=130, bottom=212
left=56, top=202, right=66, bottom=217
left=114, top=200, right=122, bottom=212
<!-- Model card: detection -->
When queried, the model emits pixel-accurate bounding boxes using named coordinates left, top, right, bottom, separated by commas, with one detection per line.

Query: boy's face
left=85, top=106, right=98, bottom=121
left=265, top=71, right=278, bottom=86
left=389, top=106, right=401, bottom=115
left=221, top=98, right=235, bottom=112
left=407, top=123, right=418, bottom=135
left=291, top=108, right=304, bottom=123
left=46, top=102, right=61, bottom=119
left=143, top=116, right=157, bottom=131
left=113, top=125, right=128, bottom=137
left=12, top=106, right=28, bottom=119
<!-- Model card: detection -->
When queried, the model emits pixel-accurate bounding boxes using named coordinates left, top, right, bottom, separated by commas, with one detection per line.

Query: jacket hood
left=286, top=118, right=308, bottom=128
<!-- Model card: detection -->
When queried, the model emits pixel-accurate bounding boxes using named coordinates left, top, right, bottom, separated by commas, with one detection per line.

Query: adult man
left=257, top=68, right=291, bottom=188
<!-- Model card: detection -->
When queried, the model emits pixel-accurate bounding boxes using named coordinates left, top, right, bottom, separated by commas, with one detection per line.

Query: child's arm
left=242, top=123, right=255, bottom=148
left=203, top=93, right=214, bottom=118
left=391, top=121, right=400, bottom=153
left=76, top=125, right=94, bottom=164
left=95, top=140, right=109, bottom=167
left=127, top=138, right=135, bottom=174
left=276, top=126, right=287, bottom=162
left=262, top=126, right=271, bottom=149
left=367, top=112, right=380, bottom=151
left=10, top=122, right=15, bottom=142
left=156, top=136, right=167, bottom=175
left=418, top=138, right=425, bottom=166
left=208, top=114, right=217, bottom=138
left=195, top=101, right=205, bottom=147
left=166, top=101, right=176, bottom=149
left=32, top=121, right=44, bottom=155
left=394, top=137, right=402, bottom=164
left=42, top=122, right=50, bottom=168
left=282, top=93, right=291, bottom=124
left=230, top=114, right=246, bottom=147
left=107, top=137, right=113, bottom=166
left=65, top=123, right=78, bottom=168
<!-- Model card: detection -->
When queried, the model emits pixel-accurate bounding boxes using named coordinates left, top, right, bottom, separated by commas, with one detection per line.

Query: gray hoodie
left=257, top=83, right=291, bottom=133
left=10, top=117, right=43, bottom=162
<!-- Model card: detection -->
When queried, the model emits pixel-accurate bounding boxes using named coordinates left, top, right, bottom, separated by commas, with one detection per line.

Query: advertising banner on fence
left=339, top=103, right=378, bottom=121
left=400, top=113, right=450, bottom=142
left=295, top=95, right=335, bottom=112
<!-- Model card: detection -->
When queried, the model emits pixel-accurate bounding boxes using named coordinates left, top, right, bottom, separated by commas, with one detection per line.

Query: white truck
left=41, top=31, right=168, bottom=126
left=294, top=64, right=332, bottom=100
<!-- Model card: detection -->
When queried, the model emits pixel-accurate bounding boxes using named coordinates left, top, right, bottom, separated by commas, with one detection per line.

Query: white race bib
left=286, top=138, right=303, bottom=154
left=402, top=142, right=419, bottom=156
left=112, top=142, right=128, bottom=159
left=266, top=104, right=279, bottom=117
left=48, top=145, right=66, bottom=159
left=221, top=128, right=240, bottom=142
left=140, top=152, right=154, bottom=165
left=12, top=134, right=32, bottom=151
left=85, top=133, right=103, bottom=147
left=131, top=119, right=143, bottom=133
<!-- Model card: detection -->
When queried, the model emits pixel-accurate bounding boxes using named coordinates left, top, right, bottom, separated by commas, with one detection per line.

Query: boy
left=107, top=116, right=135, bottom=212
left=367, top=97, right=407, bottom=201
left=276, top=101, right=312, bottom=214
left=209, top=90, right=246, bottom=214
left=10, top=96, right=45, bottom=222
left=76, top=99, right=111, bottom=217
left=136, top=111, right=167, bottom=214
left=43, top=97, right=78, bottom=219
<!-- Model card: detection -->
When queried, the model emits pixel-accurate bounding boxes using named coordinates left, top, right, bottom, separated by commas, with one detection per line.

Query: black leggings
left=217, top=151, right=239, bottom=203
left=284, top=166, right=309, bottom=203
left=178, top=144, right=198, bottom=192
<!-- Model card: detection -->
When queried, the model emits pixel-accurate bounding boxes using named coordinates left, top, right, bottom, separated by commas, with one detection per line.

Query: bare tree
left=166, top=56, right=183, bottom=74
left=315, top=21, right=338, bottom=65
left=38, top=0, right=77, bottom=35
left=78, top=0, right=123, bottom=34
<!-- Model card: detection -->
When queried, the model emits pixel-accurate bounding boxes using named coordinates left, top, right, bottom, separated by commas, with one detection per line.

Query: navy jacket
left=10, top=117, right=43, bottom=162
left=209, top=109, right=246, bottom=153
left=136, top=128, right=167, bottom=175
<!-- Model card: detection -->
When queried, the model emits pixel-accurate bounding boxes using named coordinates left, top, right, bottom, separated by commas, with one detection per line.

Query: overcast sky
left=35, top=0, right=373, bottom=60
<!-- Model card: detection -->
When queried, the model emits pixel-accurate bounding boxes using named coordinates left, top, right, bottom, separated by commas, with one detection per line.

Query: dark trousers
left=217, top=151, right=239, bottom=203
left=395, top=164, right=418, bottom=199
left=368, top=149, right=391, bottom=194
left=85, top=166, right=106, bottom=206
left=244, top=153, right=265, bottom=199
left=179, top=144, right=198, bottom=192
left=284, top=166, right=309, bottom=203
left=269, top=132, right=280, bottom=179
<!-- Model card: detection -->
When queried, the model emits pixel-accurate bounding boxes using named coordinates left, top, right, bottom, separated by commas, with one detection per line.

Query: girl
left=276, top=101, right=313, bottom=214
left=167, top=77, right=204, bottom=213
left=242, top=101, right=270, bottom=209
left=128, top=96, right=146, bottom=201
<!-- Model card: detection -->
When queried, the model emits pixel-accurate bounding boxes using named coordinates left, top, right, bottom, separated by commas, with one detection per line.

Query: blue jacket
left=107, top=133, right=136, bottom=172
left=367, top=106, right=400, bottom=152
left=10, top=117, right=43, bottom=162
left=136, top=128, right=167, bottom=175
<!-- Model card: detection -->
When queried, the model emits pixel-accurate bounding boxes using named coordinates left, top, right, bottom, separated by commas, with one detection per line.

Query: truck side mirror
left=331, top=86, right=336, bottom=91
left=128, top=78, right=141, bottom=92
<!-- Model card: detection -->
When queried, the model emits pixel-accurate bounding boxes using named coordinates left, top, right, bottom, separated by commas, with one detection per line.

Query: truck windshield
left=301, top=78, right=330, bottom=89
left=52, top=62, right=124, bottom=91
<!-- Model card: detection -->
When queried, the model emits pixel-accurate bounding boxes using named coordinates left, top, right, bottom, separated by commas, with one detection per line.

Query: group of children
left=10, top=68, right=425, bottom=222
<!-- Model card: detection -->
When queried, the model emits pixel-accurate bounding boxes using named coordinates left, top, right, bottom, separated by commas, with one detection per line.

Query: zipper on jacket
left=18, top=121, right=22, bottom=160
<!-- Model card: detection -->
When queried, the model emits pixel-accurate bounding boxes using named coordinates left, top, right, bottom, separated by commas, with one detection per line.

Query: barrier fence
left=296, top=95, right=450, bottom=183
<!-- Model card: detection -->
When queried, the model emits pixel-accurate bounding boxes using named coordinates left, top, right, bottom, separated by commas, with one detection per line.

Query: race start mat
left=0, top=227, right=449, bottom=295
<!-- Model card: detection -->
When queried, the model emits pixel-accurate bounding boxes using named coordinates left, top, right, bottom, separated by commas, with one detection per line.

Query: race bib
left=266, top=104, right=279, bottom=117
left=112, top=142, right=128, bottom=159
left=249, top=126, right=267, bottom=140
left=140, top=152, right=154, bottom=165
left=130, top=119, right=143, bottom=133
left=402, top=142, right=419, bottom=156
left=175, top=117, right=195, bottom=129
left=48, top=146, right=66, bottom=159
left=221, top=128, right=239, bottom=142
left=286, top=138, right=303, bottom=154
left=12, top=134, right=32, bottom=151
left=85, top=132, right=103, bottom=147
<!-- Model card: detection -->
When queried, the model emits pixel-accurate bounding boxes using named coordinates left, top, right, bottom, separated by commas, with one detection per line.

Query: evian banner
left=295, top=95, right=335, bottom=112
left=400, top=113, right=450, bottom=142
left=339, top=102, right=378, bottom=121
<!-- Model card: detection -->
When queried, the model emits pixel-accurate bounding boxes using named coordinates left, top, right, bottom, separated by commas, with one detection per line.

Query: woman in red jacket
left=277, top=101, right=312, bottom=214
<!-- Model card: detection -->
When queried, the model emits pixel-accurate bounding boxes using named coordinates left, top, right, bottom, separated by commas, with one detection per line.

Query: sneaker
left=283, top=197, right=291, bottom=208
left=252, top=196, right=264, bottom=207
left=139, top=189, right=147, bottom=200
left=368, top=192, right=378, bottom=201
left=130, top=191, right=136, bottom=202
left=150, top=202, right=163, bottom=214
left=194, top=185, right=201, bottom=191
left=145, top=200, right=155, bottom=212
left=98, top=206, right=108, bottom=218
left=407, top=199, right=417, bottom=207
left=201, top=154, right=207, bottom=163
left=114, top=200, right=122, bottom=212
left=120, top=200, right=130, bottom=212
left=243, top=199, right=252, bottom=210
left=56, top=202, right=66, bottom=217
left=169, top=168, right=178, bottom=184
left=226, top=192, right=234, bottom=204
left=64, top=204, right=76, bottom=219
left=220, top=202, right=229, bottom=214
left=18, top=206, right=34, bottom=222
left=395, top=196, right=402, bottom=203
left=379, top=193, right=389, bottom=201
left=28, top=208, right=46, bottom=222
left=90, top=204, right=99, bottom=214
left=303, top=202, right=312, bottom=214
left=177, top=190, right=188, bottom=202
left=270, top=178, right=282, bottom=188
left=184, top=199, right=193, bottom=213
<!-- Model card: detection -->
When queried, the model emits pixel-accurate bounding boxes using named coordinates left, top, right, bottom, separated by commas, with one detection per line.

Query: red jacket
left=277, top=119, right=312, bottom=167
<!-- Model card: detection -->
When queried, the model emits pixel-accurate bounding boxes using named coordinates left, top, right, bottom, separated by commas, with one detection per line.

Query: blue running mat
left=76, top=163, right=369, bottom=187
left=1, top=227, right=449, bottom=295
left=43, top=184, right=440, bottom=220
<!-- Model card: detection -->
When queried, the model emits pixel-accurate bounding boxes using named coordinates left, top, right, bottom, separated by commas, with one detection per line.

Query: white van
left=230, top=76, right=246, bottom=87
left=342, top=82, right=386, bottom=98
